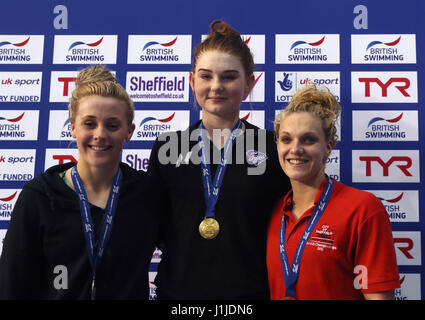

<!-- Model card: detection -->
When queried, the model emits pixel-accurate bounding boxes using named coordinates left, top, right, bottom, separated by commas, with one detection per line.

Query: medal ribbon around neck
left=198, top=120, right=242, bottom=221
left=71, top=165, right=122, bottom=298
left=279, top=175, right=334, bottom=298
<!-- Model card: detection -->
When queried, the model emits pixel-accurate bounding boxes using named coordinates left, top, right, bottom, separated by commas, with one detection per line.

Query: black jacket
left=0, top=162, right=159, bottom=300
left=148, top=120, right=291, bottom=299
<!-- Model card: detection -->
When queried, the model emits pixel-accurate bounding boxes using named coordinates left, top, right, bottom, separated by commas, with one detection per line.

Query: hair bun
left=76, top=65, right=116, bottom=87
left=209, top=19, right=240, bottom=39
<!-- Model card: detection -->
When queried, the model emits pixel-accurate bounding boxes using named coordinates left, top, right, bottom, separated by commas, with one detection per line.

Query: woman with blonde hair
left=0, top=65, right=159, bottom=299
left=267, top=84, right=400, bottom=300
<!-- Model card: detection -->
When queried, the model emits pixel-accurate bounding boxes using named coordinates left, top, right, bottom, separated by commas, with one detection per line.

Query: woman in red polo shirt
left=267, top=84, right=400, bottom=300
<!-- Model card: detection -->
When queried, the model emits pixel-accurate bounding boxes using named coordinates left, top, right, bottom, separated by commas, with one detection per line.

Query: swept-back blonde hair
left=274, top=84, right=341, bottom=149
left=68, top=65, right=134, bottom=125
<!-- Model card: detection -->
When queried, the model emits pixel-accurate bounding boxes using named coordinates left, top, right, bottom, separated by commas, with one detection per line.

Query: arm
left=0, top=186, right=45, bottom=299
left=364, top=289, right=395, bottom=300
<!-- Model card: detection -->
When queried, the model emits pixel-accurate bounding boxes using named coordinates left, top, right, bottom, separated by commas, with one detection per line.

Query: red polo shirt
left=267, top=178, right=400, bottom=300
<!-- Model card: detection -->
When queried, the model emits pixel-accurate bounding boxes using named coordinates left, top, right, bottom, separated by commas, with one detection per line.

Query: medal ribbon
left=198, top=120, right=242, bottom=219
left=279, top=175, right=333, bottom=298
left=71, top=165, right=122, bottom=299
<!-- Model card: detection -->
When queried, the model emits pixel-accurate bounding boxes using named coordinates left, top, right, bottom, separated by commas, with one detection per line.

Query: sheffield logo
left=352, top=34, right=416, bottom=64
left=352, top=150, right=419, bottom=183
left=351, top=72, right=417, bottom=103
left=275, top=34, right=339, bottom=64
left=126, top=71, right=189, bottom=102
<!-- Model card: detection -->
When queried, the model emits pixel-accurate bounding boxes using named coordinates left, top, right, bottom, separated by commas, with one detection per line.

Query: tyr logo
left=358, top=77, right=410, bottom=97
left=359, top=156, right=412, bottom=176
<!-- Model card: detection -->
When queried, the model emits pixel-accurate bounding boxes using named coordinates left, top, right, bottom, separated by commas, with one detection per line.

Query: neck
left=75, top=162, right=119, bottom=192
left=201, top=112, right=239, bottom=148
left=290, top=172, right=326, bottom=220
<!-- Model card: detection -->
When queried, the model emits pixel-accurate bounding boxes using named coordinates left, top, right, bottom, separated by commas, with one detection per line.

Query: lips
left=89, top=145, right=111, bottom=151
left=287, top=158, right=308, bottom=165
left=208, top=96, right=227, bottom=102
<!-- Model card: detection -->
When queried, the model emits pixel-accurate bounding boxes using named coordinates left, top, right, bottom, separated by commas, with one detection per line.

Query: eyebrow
left=197, top=68, right=240, bottom=74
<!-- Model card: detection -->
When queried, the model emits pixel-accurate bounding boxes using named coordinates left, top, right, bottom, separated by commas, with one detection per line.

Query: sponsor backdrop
left=0, top=0, right=423, bottom=300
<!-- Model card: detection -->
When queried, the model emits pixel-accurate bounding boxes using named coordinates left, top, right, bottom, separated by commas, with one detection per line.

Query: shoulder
left=330, top=180, right=385, bottom=219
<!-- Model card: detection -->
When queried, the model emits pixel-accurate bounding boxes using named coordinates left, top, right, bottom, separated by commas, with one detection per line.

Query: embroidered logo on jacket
left=246, top=150, right=267, bottom=166
left=307, top=224, right=337, bottom=251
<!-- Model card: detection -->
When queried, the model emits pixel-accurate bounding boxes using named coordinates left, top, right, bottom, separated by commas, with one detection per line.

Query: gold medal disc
left=199, top=218, right=220, bottom=239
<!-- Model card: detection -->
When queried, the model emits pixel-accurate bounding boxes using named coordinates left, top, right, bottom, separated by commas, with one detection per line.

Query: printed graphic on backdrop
left=0, top=149, right=35, bottom=181
left=126, top=72, right=189, bottom=102
left=351, top=34, right=416, bottom=64
left=48, top=110, right=72, bottom=141
left=275, top=71, right=340, bottom=103
left=0, top=72, right=42, bottom=103
left=351, top=71, right=418, bottom=103
left=0, top=35, right=44, bottom=64
left=133, top=110, right=190, bottom=141
left=0, top=229, right=6, bottom=256
left=200, top=110, right=265, bottom=129
left=121, top=149, right=151, bottom=171
left=352, top=150, right=420, bottom=183
left=127, top=35, right=192, bottom=64
left=0, top=189, right=21, bottom=221
left=44, top=148, right=78, bottom=170
left=367, top=190, right=419, bottom=222
left=352, top=110, right=418, bottom=141
left=53, top=35, right=117, bottom=64
left=396, top=274, right=422, bottom=300
left=325, top=150, right=340, bottom=181
left=275, top=34, right=340, bottom=64
left=393, top=231, right=422, bottom=266
left=243, top=72, right=265, bottom=102
left=0, top=110, right=39, bottom=140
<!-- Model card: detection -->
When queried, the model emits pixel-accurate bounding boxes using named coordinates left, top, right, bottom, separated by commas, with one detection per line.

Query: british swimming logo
left=276, top=34, right=339, bottom=64
left=53, top=35, right=117, bottom=64
left=134, top=110, right=189, bottom=141
left=128, top=35, right=191, bottom=64
left=352, top=34, right=416, bottom=64
left=353, top=110, right=418, bottom=141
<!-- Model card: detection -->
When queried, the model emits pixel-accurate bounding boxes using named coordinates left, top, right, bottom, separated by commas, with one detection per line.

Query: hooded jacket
left=0, top=162, right=159, bottom=300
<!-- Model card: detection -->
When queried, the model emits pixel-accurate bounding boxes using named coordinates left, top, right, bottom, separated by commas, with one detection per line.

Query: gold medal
left=281, top=296, right=296, bottom=300
left=199, top=218, right=220, bottom=239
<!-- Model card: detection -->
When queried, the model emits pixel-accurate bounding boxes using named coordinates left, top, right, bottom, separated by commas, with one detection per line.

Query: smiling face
left=276, top=111, right=332, bottom=187
left=190, top=50, right=253, bottom=123
left=71, top=95, right=135, bottom=171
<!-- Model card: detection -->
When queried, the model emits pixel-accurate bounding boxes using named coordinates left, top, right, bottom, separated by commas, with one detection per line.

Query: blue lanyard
left=71, top=165, right=122, bottom=299
left=279, top=176, right=333, bottom=298
left=198, top=120, right=242, bottom=219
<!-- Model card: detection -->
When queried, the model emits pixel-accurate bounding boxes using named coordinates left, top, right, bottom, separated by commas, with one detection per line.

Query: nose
left=211, top=77, right=223, bottom=92
left=93, top=124, right=106, bottom=140
left=290, top=139, right=304, bottom=155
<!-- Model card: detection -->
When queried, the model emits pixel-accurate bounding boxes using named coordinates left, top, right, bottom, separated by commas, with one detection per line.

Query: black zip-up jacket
left=0, top=162, right=159, bottom=300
